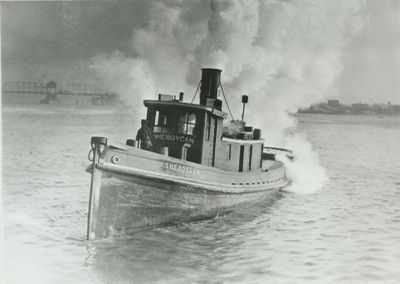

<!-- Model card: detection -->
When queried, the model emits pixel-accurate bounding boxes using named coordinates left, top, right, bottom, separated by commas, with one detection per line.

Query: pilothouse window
left=154, top=110, right=169, bottom=133
left=178, top=112, right=196, bottom=135
left=155, top=111, right=159, bottom=125
left=155, top=111, right=167, bottom=126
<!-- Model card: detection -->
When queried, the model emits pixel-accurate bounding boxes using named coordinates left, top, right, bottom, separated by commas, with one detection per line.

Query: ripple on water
left=3, top=110, right=400, bottom=283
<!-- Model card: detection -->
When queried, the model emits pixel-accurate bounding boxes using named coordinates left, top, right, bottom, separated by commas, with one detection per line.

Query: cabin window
left=227, top=144, right=232, bottom=160
left=206, top=114, right=211, bottom=140
left=260, top=144, right=263, bottom=168
left=249, top=145, right=253, bottom=170
left=239, top=145, right=244, bottom=172
left=178, top=112, right=196, bottom=135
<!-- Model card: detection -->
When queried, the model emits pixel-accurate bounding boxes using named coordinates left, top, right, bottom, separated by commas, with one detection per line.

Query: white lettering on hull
left=163, top=162, right=199, bottom=174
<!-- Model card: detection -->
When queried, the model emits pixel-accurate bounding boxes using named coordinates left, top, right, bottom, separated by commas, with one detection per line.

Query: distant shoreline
left=298, top=101, right=400, bottom=116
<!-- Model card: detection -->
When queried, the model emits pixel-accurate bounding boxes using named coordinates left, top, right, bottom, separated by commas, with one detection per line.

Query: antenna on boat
left=241, top=95, right=248, bottom=121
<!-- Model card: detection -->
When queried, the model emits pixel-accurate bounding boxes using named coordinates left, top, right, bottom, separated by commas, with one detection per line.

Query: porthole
left=111, top=155, right=120, bottom=164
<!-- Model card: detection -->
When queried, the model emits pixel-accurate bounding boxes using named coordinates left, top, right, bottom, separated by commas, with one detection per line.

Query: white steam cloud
left=92, top=0, right=367, bottom=194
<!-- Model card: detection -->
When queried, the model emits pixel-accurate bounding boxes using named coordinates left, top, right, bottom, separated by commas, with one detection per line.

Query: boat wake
left=277, top=134, right=328, bottom=194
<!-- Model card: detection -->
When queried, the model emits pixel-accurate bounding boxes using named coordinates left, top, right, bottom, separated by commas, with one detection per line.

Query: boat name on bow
left=163, top=162, right=199, bottom=174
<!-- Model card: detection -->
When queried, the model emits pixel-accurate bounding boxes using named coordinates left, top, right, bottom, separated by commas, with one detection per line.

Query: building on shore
left=327, top=99, right=340, bottom=107
left=299, top=100, right=400, bottom=115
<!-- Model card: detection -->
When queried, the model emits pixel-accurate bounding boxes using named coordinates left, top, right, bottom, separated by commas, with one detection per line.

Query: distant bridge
left=2, top=80, right=119, bottom=104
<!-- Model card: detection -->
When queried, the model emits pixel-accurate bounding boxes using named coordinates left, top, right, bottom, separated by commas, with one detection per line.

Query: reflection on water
left=3, top=106, right=400, bottom=283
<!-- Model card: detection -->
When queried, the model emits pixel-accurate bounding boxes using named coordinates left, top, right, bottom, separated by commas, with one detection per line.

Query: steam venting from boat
left=93, top=0, right=367, bottom=194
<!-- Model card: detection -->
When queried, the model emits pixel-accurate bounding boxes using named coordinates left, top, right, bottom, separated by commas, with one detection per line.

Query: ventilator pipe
left=241, top=95, right=248, bottom=121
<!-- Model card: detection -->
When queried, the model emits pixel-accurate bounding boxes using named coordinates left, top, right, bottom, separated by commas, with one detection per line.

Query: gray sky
left=339, top=0, right=400, bottom=104
left=2, top=1, right=150, bottom=84
left=2, top=1, right=399, bottom=104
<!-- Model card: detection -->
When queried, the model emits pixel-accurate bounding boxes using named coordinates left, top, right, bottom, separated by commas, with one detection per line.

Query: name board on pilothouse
left=154, top=133, right=196, bottom=145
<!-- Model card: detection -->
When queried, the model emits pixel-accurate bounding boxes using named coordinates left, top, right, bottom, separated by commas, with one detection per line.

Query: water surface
left=3, top=105, right=400, bottom=283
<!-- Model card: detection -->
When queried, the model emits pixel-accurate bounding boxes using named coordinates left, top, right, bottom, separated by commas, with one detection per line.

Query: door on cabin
left=204, top=113, right=217, bottom=166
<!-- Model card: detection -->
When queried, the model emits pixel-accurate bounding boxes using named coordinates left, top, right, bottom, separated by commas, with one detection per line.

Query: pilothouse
left=139, top=68, right=264, bottom=172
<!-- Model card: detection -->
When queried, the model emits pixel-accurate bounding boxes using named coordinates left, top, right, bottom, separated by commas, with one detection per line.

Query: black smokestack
left=200, top=68, right=221, bottom=106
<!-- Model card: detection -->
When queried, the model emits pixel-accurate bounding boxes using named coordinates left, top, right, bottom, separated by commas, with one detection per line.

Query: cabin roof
left=143, top=100, right=228, bottom=119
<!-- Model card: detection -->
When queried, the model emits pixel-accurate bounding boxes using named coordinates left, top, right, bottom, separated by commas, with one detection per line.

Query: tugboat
left=86, top=68, right=292, bottom=240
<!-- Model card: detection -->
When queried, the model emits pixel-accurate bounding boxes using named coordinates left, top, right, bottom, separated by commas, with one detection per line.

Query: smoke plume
left=93, top=0, right=367, bottom=194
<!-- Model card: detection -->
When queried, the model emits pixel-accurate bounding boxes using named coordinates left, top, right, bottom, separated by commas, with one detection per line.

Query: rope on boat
left=190, top=79, right=235, bottom=121
left=88, top=149, right=94, bottom=161
left=190, top=80, right=201, bottom=103
left=220, top=84, right=235, bottom=120
left=88, top=137, right=108, bottom=163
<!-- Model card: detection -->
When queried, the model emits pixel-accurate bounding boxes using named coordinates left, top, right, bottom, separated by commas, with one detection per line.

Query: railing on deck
left=263, top=146, right=294, bottom=161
